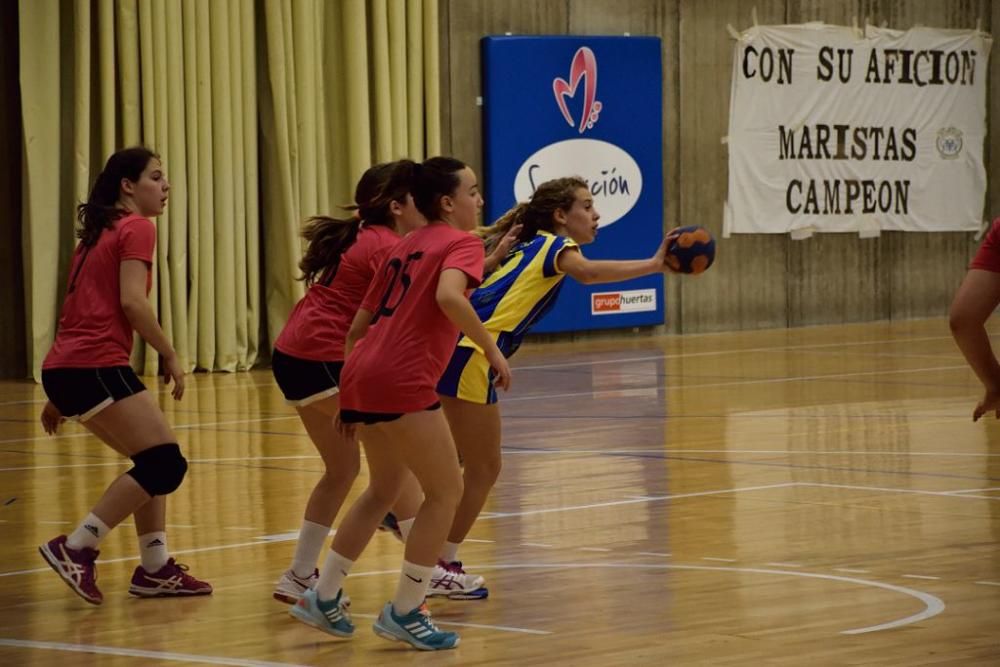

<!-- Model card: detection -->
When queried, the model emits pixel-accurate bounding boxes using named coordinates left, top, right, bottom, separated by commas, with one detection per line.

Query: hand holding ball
left=664, top=226, right=715, bottom=274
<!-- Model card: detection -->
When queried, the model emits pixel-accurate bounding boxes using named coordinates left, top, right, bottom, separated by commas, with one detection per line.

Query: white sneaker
left=273, top=568, right=318, bottom=604
left=426, top=560, right=488, bottom=599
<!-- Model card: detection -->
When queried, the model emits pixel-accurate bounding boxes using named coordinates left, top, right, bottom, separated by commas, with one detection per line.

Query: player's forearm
left=437, top=292, right=498, bottom=355
left=951, top=323, right=1000, bottom=391
left=573, top=258, right=662, bottom=285
left=483, top=249, right=503, bottom=274
left=121, top=299, right=177, bottom=360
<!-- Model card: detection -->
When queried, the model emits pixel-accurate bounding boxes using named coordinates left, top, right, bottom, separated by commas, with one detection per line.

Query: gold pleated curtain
left=258, top=0, right=442, bottom=342
left=19, top=0, right=441, bottom=381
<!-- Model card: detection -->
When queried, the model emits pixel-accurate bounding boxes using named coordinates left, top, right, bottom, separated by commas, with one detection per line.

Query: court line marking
left=943, top=486, right=1000, bottom=494
left=766, top=562, right=803, bottom=568
left=902, top=574, right=940, bottom=581
left=0, top=415, right=301, bottom=446
left=470, top=563, right=944, bottom=635
left=349, top=611, right=551, bottom=636
left=2, top=481, right=993, bottom=599
left=0, top=331, right=969, bottom=407
left=834, top=568, right=870, bottom=574
left=800, top=482, right=1000, bottom=501
left=637, top=552, right=671, bottom=557
left=0, top=455, right=328, bottom=472
left=481, top=483, right=798, bottom=519
left=0, top=363, right=978, bottom=444
left=974, top=580, right=1000, bottom=587
left=201, top=560, right=945, bottom=636
left=0, top=538, right=295, bottom=578
left=0, top=483, right=795, bottom=578
left=5, top=448, right=1000, bottom=473
left=136, top=570, right=549, bottom=636
left=505, top=364, right=970, bottom=402
left=0, top=639, right=308, bottom=667
left=508, top=333, right=964, bottom=372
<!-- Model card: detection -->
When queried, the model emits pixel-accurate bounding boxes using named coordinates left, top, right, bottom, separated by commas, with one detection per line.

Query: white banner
left=726, top=24, right=991, bottom=235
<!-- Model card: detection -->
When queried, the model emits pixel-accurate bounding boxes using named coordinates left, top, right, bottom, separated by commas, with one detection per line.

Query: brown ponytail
left=479, top=177, right=588, bottom=254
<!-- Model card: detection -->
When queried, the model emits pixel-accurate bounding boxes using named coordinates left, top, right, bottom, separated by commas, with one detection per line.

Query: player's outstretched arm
left=949, top=268, right=1000, bottom=420
left=556, top=239, right=669, bottom=285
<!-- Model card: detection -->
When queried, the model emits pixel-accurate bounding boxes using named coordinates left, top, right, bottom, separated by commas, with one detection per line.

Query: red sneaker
left=129, top=558, right=213, bottom=597
left=39, top=535, right=102, bottom=605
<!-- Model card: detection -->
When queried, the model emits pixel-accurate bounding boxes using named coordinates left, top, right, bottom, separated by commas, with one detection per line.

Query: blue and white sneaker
left=289, top=588, right=353, bottom=638
left=372, top=601, right=460, bottom=650
left=377, top=512, right=404, bottom=543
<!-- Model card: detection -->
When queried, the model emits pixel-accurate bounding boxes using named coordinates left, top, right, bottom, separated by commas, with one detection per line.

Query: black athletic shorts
left=340, top=402, right=442, bottom=425
left=41, top=366, right=147, bottom=421
left=271, top=348, right=343, bottom=406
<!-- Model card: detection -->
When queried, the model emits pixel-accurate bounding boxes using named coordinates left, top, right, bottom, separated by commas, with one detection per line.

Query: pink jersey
left=339, top=223, right=484, bottom=413
left=275, top=224, right=400, bottom=361
left=44, top=213, right=156, bottom=369
left=970, top=218, right=1000, bottom=273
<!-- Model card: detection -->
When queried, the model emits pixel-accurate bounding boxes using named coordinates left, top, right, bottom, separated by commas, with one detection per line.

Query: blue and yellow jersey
left=458, top=231, right=578, bottom=358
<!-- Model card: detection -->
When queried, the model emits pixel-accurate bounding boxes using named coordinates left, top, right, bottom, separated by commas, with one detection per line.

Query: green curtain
left=258, top=0, right=442, bottom=344
left=18, top=0, right=441, bottom=380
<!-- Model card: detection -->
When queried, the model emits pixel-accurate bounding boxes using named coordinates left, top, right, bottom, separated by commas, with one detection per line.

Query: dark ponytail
left=298, top=215, right=363, bottom=285
left=298, top=160, right=418, bottom=285
left=77, top=147, right=157, bottom=247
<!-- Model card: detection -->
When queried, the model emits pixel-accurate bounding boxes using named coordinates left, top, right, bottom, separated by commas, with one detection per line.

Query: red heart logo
left=553, top=47, right=602, bottom=134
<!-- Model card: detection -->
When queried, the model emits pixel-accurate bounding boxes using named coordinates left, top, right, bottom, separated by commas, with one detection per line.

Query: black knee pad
left=128, top=443, right=188, bottom=496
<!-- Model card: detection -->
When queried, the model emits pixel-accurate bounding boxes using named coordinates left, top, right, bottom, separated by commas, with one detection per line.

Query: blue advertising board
left=482, top=36, right=664, bottom=332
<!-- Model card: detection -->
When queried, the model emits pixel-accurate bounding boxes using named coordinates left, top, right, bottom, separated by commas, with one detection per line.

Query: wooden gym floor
left=0, top=318, right=997, bottom=665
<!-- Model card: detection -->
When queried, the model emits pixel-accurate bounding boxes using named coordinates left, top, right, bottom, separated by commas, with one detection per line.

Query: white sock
left=392, top=560, right=433, bottom=615
left=439, top=540, right=461, bottom=564
left=66, top=513, right=110, bottom=550
left=315, top=549, right=354, bottom=601
left=398, top=517, right=415, bottom=542
left=138, top=531, right=169, bottom=572
left=291, top=520, right=330, bottom=578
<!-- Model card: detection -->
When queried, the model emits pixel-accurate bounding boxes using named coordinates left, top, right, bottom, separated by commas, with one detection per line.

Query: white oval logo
left=513, top=139, right=643, bottom=228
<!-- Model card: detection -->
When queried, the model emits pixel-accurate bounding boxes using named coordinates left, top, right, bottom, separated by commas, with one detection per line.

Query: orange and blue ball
left=665, top=226, right=715, bottom=274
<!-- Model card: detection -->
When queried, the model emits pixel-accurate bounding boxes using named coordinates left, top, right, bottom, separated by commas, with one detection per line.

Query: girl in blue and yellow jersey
left=403, top=177, right=676, bottom=597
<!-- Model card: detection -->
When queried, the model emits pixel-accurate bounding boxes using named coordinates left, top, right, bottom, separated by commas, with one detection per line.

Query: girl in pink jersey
left=388, top=177, right=675, bottom=596
left=950, top=218, right=1000, bottom=420
left=270, top=160, right=425, bottom=604
left=288, top=157, right=510, bottom=651
left=38, top=147, right=210, bottom=605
